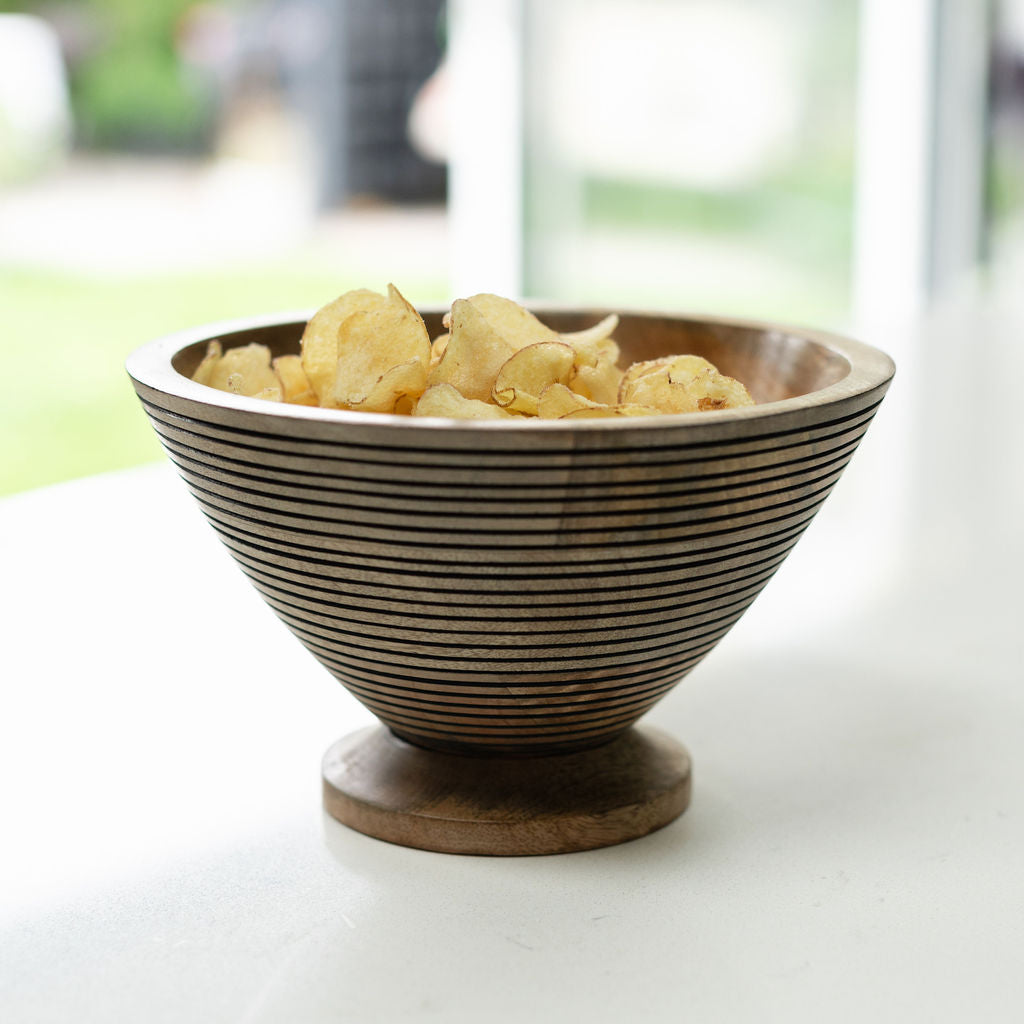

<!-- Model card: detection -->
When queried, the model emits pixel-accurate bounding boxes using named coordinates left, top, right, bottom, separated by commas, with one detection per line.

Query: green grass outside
left=0, top=264, right=446, bottom=496
left=580, top=171, right=855, bottom=269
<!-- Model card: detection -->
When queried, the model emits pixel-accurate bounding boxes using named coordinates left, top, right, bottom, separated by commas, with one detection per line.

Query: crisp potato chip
left=625, top=367, right=698, bottom=413
left=394, top=393, right=417, bottom=415
left=192, top=340, right=223, bottom=386
left=559, top=403, right=661, bottom=419
left=617, top=403, right=664, bottom=416
left=332, top=305, right=430, bottom=411
left=354, top=358, right=429, bottom=414
left=299, top=287, right=393, bottom=405
left=618, top=355, right=693, bottom=401
left=569, top=354, right=623, bottom=405
left=690, top=375, right=756, bottom=411
left=536, top=382, right=606, bottom=419
left=429, top=332, right=450, bottom=369
left=571, top=332, right=621, bottom=369
left=664, top=355, right=754, bottom=411
left=493, top=342, right=575, bottom=415
left=413, top=382, right=518, bottom=419
left=618, top=355, right=723, bottom=399
left=205, top=343, right=278, bottom=396
left=428, top=298, right=516, bottom=401
left=560, top=315, right=620, bottom=366
left=560, top=313, right=619, bottom=349
left=273, top=354, right=318, bottom=406
left=559, top=316, right=623, bottom=405
left=619, top=356, right=677, bottom=402
left=195, top=285, right=758, bottom=420
left=623, top=355, right=754, bottom=414
left=465, top=293, right=560, bottom=350
left=386, top=282, right=423, bottom=320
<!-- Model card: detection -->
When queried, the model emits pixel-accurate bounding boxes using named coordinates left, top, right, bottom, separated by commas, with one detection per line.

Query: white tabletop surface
left=2, top=297, right=1023, bottom=1023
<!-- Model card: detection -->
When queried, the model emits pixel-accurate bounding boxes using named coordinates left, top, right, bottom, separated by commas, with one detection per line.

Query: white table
left=2, top=299, right=1022, bottom=1022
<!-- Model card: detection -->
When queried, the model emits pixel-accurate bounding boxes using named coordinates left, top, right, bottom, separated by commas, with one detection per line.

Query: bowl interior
left=169, top=310, right=852, bottom=407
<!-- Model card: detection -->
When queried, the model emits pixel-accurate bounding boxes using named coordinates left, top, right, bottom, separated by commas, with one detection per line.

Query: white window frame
left=853, top=0, right=991, bottom=330
left=447, top=0, right=993, bottom=321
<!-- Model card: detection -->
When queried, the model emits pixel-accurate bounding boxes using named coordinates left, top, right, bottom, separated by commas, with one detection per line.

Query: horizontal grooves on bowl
left=138, top=389, right=883, bottom=754
left=141, top=396, right=881, bottom=477
left=150, top=412, right=870, bottom=500
left=200, top=505, right=811, bottom=582
left=226, top=543, right=791, bottom=622
left=163, top=440, right=860, bottom=526
left=177, top=467, right=846, bottom=550
left=263, top=586, right=759, bottom=655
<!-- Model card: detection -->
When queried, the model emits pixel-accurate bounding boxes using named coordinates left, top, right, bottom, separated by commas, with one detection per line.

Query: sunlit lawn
left=1, top=264, right=446, bottom=496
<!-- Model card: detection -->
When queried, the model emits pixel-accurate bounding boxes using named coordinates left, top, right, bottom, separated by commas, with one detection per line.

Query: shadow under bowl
left=127, top=307, right=894, bottom=854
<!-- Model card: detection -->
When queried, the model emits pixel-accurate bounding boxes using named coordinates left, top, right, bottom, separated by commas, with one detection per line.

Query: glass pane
left=522, top=0, right=859, bottom=326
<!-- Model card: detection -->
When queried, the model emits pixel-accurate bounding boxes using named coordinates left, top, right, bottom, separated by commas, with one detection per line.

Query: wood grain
left=130, top=309, right=893, bottom=759
left=129, top=308, right=893, bottom=854
left=322, top=725, right=692, bottom=855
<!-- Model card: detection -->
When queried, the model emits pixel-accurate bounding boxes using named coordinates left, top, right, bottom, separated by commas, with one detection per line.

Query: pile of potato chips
left=191, top=285, right=755, bottom=419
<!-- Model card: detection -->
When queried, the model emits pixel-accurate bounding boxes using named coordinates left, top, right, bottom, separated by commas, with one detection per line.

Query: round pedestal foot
left=322, top=725, right=691, bottom=856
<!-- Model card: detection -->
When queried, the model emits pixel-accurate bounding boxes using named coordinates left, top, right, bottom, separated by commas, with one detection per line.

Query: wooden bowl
left=127, top=308, right=894, bottom=854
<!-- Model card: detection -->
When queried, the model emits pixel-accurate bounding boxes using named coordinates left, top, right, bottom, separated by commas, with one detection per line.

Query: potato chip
left=667, top=354, right=722, bottom=382
left=624, top=367, right=698, bottom=414
left=353, top=358, right=429, bottom=414
left=556, top=316, right=623, bottom=405
left=192, top=340, right=223, bottom=386
left=557, top=407, right=659, bottom=419
left=559, top=404, right=661, bottom=419
left=622, top=354, right=754, bottom=414
left=192, top=285, right=758, bottom=420
left=571, top=332, right=621, bottom=370
left=385, top=282, right=423, bottom=321
left=413, top=382, right=518, bottom=420
left=465, top=293, right=560, bottom=350
left=665, top=355, right=754, bottom=411
left=569, top=352, right=623, bottom=405
left=690, top=376, right=756, bottom=411
left=394, top=393, right=417, bottom=416
left=273, top=354, right=318, bottom=406
left=299, top=287, right=392, bottom=405
left=493, top=342, right=575, bottom=415
left=560, top=313, right=619, bottom=350
left=204, top=342, right=278, bottom=396
left=536, top=382, right=605, bottom=419
left=618, top=355, right=695, bottom=401
left=429, top=332, right=450, bottom=368
left=332, top=304, right=430, bottom=412
left=427, top=298, right=516, bottom=401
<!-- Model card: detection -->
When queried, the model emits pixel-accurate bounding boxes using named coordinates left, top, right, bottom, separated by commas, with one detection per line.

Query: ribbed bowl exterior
left=128, top=311, right=893, bottom=755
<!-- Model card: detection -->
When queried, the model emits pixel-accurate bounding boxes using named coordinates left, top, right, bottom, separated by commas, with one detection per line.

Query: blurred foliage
left=0, top=0, right=214, bottom=151
left=582, top=155, right=855, bottom=271
left=989, top=149, right=1024, bottom=219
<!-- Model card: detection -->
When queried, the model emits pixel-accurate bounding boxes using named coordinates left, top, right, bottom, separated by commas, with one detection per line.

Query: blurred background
left=1, top=0, right=1022, bottom=496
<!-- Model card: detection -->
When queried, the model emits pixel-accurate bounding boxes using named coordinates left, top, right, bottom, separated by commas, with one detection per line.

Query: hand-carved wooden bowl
left=127, top=308, right=894, bottom=855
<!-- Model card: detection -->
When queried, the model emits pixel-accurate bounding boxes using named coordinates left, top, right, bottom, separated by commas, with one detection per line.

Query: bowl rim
left=126, top=304, right=896, bottom=431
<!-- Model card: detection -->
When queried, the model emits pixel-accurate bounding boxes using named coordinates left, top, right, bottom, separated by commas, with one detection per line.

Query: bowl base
left=322, top=725, right=691, bottom=856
